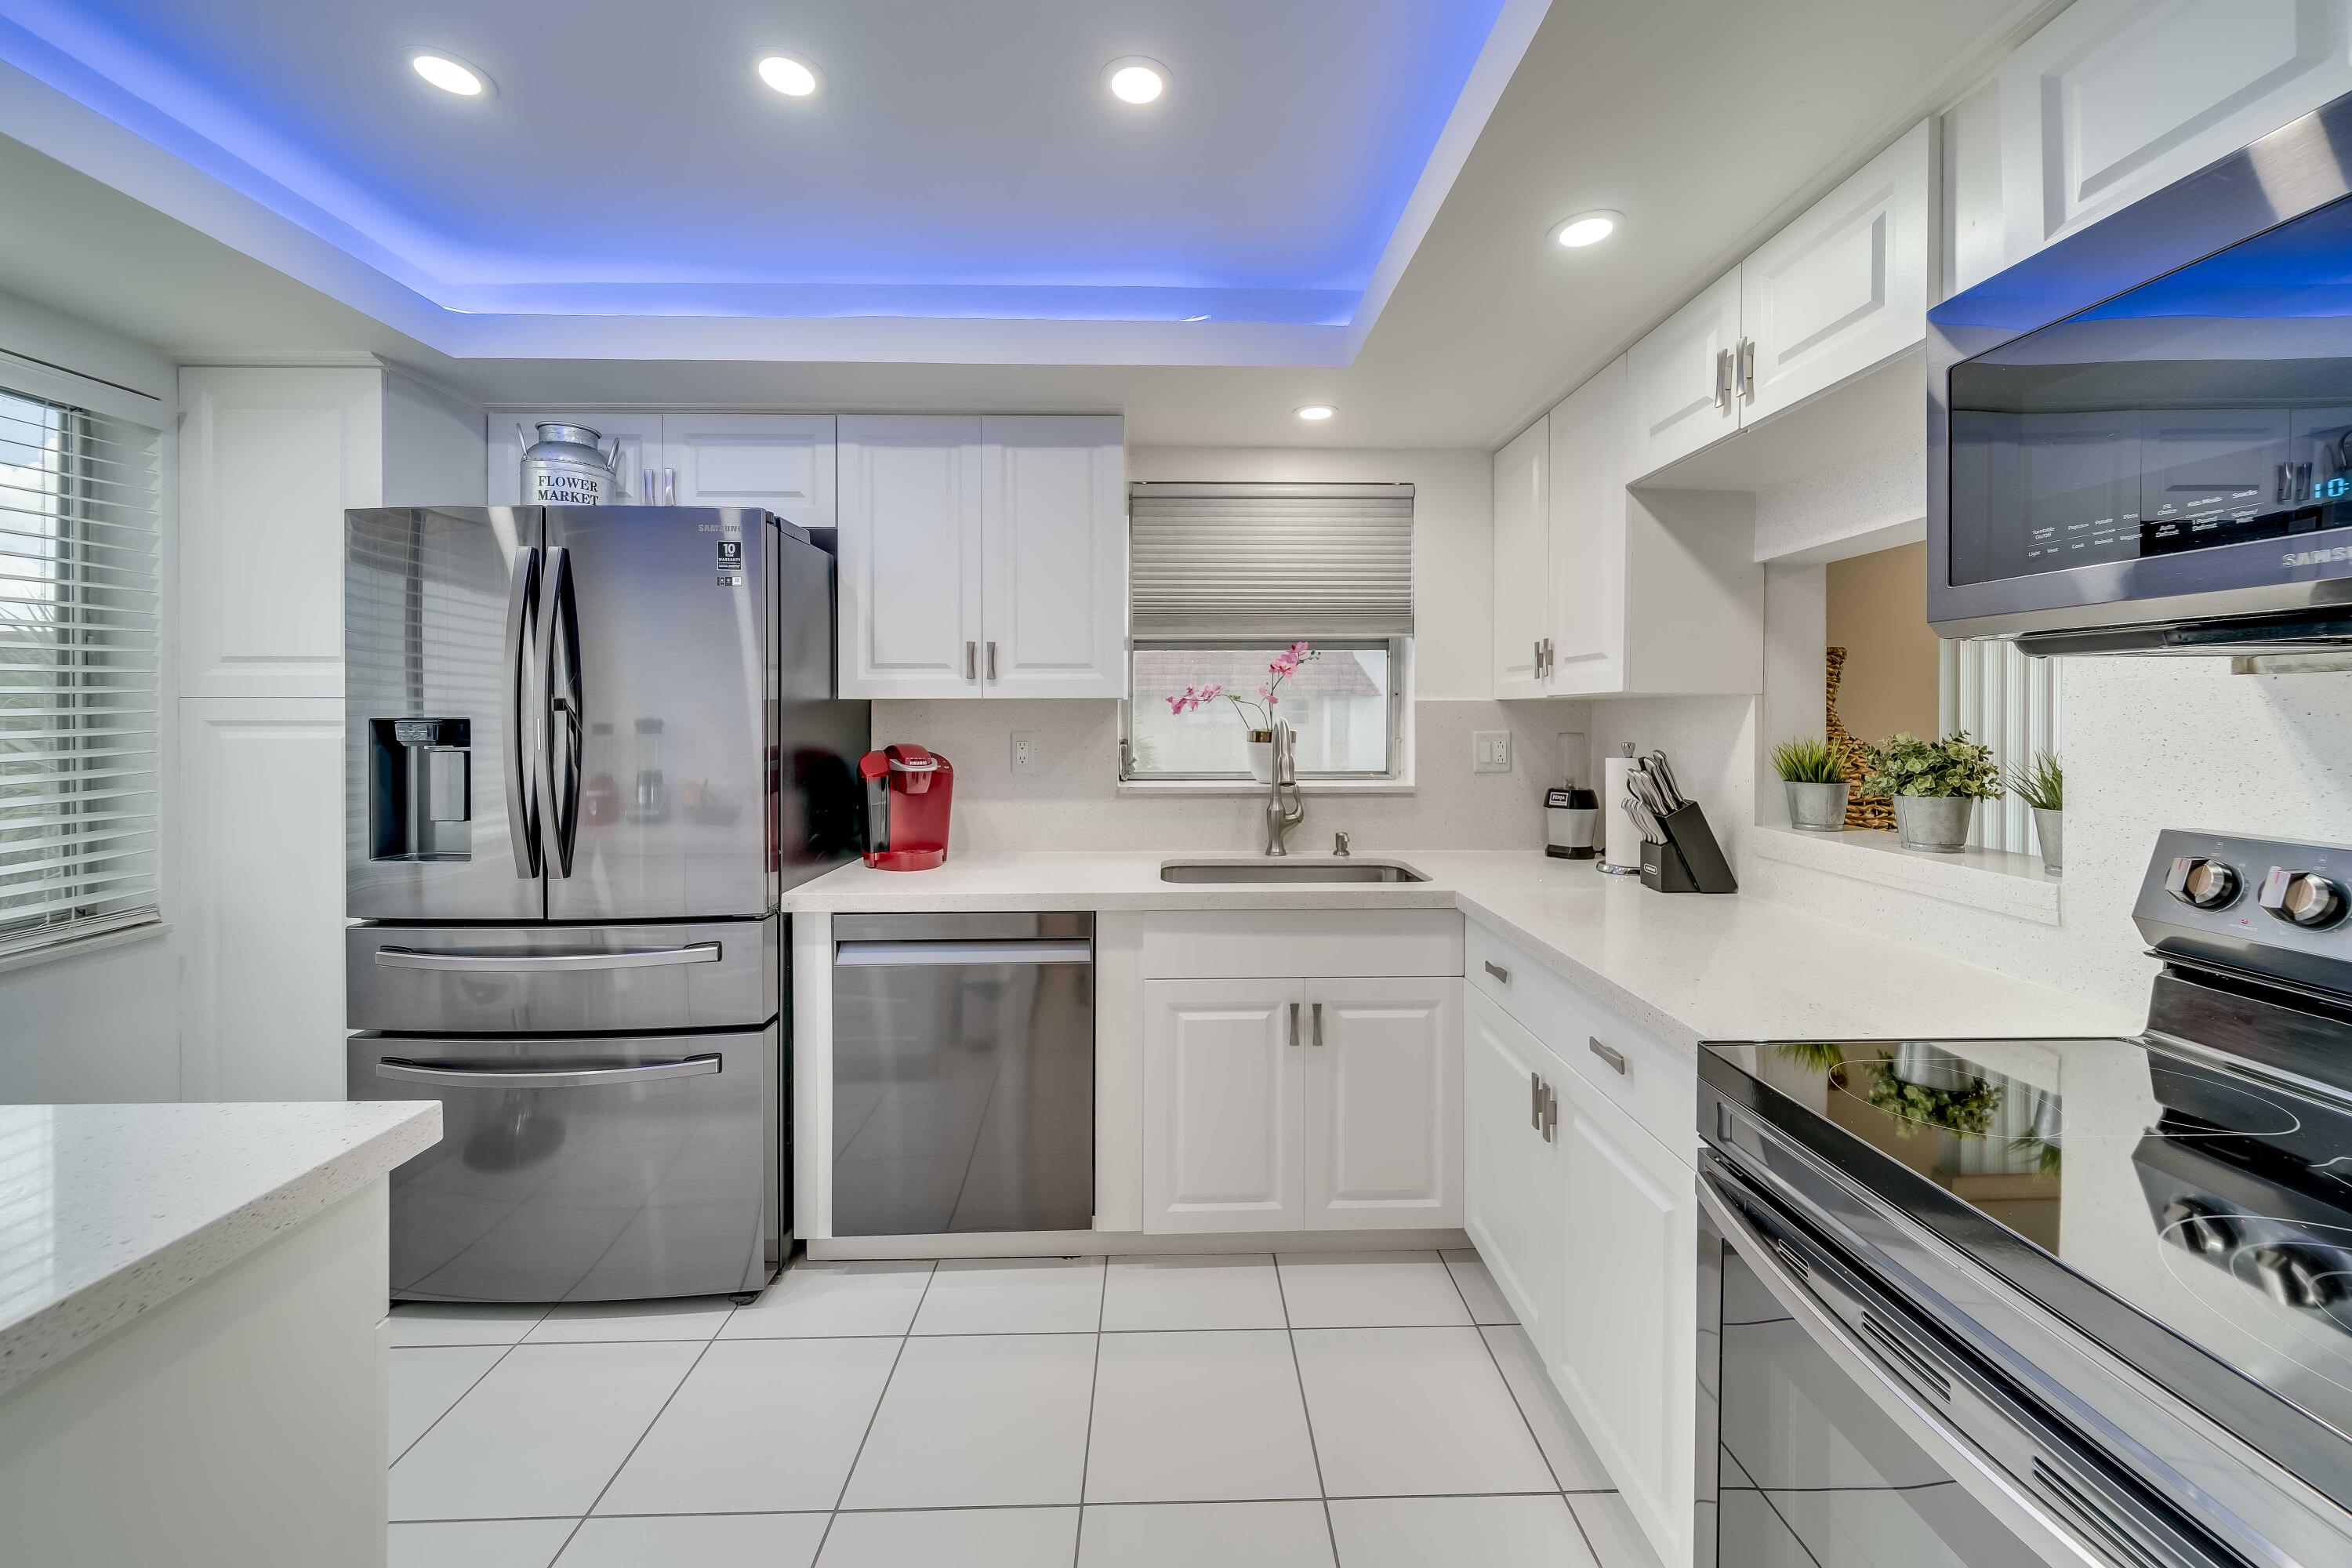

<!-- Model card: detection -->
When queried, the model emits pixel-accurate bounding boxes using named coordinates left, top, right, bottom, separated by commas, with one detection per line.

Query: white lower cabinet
left=1464, top=993, right=1563, bottom=1364
left=1552, top=1066, right=1697, bottom=1568
left=1142, top=975, right=1460, bottom=1236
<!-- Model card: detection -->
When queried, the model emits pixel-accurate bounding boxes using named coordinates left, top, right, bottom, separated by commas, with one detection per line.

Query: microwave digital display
left=1947, top=193, right=2352, bottom=588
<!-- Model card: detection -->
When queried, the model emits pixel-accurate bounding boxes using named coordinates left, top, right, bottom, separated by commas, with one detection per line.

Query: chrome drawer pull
left=1290, top=1001, right=1302, bottom=1047
left=1530, top=1071, right=1543, bottom=1131
left=375, top=1054, right=720, bottom=1090
left=1483, top=960, right=1511, bottom=984
left=1311, top=1000, right=1324, bottom=1047
left=376, top=942, right=719, bottom=972
left=1588, top=1036, right=1627, bottom=1076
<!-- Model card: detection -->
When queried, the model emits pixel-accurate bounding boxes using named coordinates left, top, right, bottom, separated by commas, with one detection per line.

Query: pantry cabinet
left=1142, top=975, right=1459, bottom=1235
left=1625, top=121, right=1933, bottom=481
left=1490, top=356, right=1759, bottom=699
left=489, top=412, right=836, bottom=532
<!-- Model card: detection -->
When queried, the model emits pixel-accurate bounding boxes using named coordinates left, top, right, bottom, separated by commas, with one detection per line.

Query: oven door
left=1698, top=1152, right=2238, bottom=1568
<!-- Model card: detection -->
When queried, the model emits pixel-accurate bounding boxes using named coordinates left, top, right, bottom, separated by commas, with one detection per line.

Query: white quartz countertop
left=786, top=851, right=2140, bottom=1050
left=0, top=1101, right=441, bottom=1396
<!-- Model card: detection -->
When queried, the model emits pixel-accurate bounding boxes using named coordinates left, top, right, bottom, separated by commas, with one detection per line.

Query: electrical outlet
left=1471, top=730, right=1512, bottom=775
left=1010, top=729, right=1038, bottom=775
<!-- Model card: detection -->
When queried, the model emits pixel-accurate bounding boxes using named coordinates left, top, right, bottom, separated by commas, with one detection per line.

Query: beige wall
left=1825, top=540, right=1939, bottom=742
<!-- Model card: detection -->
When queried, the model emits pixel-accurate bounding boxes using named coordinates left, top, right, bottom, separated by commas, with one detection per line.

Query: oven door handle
left=1698, top=1167, right=2234, bottom=1568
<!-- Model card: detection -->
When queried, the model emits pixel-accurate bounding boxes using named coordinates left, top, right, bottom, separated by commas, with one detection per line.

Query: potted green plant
left=1860, top=731, right=2002, bottom=853
left=1770, top=737, right=1849, bottom=832
left=2009, top=751, right=2063, bottom=875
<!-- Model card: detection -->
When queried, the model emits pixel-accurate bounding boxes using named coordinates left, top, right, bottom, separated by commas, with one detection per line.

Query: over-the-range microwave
left=1930, top=88, right=2352, bottom=655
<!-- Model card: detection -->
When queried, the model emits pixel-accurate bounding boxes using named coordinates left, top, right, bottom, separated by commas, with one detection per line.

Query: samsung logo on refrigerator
left=2283, top=545, right=2352, bottom=568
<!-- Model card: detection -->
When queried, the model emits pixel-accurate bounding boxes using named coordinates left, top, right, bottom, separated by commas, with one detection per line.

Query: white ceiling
left=0, top=0, right=2058, bottom=448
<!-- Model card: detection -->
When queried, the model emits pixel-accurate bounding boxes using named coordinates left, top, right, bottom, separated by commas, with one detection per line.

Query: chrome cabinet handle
left=1588, top=1036, right=1627, bottom=1076
left=1543, top=1084, right=1558, bottom=1142
left=1736, top=337, right=1756, bottom=402
left=662, top=466, right=677, bottom=505
left=1289, top=1001, right=1302, bottom=1048
left=1713, top=347, right=1733, bottom=409
left=1530, top=1071, right=1543, bottom=1131
left=1483, top=960, right=1511, bottom=984
left=641, top=467, right=655, bottom=504
left=375, top=1054, right=720, bottom=1091
left=1311, top=1000, right=1324, bottom=1047
left=503, top=546, right=542, bottom=880
left=986, top=641, right=999, bottom=681
left=375, top=942, right=719, bottom=972
left=966, top=641, right=978, bottom=681
left=1541, top=638, right=1553, bottom=677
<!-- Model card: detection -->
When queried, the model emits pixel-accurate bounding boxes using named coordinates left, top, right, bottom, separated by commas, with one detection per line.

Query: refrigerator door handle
left=373, top=942, right=721, bottom=971
left=373, top=1054, right=721, bottom=1090
left=535, top=545, right=583, bottom=877
left=503, top=546, right=543, bottom=879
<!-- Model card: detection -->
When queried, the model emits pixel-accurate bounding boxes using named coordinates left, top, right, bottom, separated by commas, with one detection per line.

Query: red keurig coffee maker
left=858, top=744, right=954, bottom=870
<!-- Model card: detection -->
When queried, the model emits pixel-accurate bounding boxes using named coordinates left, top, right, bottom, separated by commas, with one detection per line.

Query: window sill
left=0, top=920, right=173, bottom=977
left=1752, top=824, right=2060, bottom=925
left=1116, top=777, right=1415, bottom=797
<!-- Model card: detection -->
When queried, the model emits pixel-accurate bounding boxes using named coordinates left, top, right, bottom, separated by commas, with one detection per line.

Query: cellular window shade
left=0, top=387, right=162, bottom=958
left=1130, top=482, right=1414, bottom=637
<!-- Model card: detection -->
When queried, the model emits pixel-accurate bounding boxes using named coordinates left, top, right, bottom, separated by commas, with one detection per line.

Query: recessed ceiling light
left=1549, top=210, right=1621, bottom=249
left=756, top=54, right=822, bottom=97
left=1104, top=56, right=1168, bottom=105
left=405, top=49, right=492, bottom=98
left=1296, top=405, right=1336, bottom=422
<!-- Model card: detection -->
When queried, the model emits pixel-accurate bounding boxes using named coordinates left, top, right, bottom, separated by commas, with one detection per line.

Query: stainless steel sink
left=1158, top=859, right=1429, bottom=884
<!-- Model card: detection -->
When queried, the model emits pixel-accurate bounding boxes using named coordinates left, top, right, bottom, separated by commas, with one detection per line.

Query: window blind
left=1, top=386, right=162, bottom=958
left=1940, top=637, right=2060, bottom=856
left=1129, top=482, right=1414, bottom=637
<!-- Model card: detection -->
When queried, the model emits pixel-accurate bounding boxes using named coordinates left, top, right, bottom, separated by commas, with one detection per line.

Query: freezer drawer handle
left=833, top=939, right=1093, bottom=967
left=374, top=942, right=721, bottom=971
left=374, top=1054, right=721, bottom=1090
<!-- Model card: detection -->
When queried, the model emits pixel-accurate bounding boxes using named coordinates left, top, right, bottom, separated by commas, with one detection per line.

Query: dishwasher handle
left=834, top=939, right=1093, bottom=968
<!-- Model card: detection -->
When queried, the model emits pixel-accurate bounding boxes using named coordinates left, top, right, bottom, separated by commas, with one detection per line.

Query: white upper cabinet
left=1491, top=417, right=1550, bottom=700
left=978, top=416, right=1126, bottom=699
left=1739, top=120, right=1933, bottom=423
left=1998, top=0, right=2352, bottom=263
left=658, top=413, right=837, bottom=531
left=1627, top=268, right=1742, bottom=480
left=1490, top=357, right=1759, bottom=699
left=838, top=413, right=1126, bottom=700
left=490, top=412, right=662, bottom=505
left=837, top=415, right=988, bottom=699
left=1624, top=120, right=1933, bottom=481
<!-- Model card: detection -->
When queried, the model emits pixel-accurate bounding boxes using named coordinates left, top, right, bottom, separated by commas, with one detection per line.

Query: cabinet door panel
left=659, top=414, right=837, bottom=532
left=1554, top=1073, right=1697, bottom=1568
left=1142, top=979, right=1302, bottom=1233
left=1545, top=358, right=1627, bottom=694
left=837, top=416, right=985, bottom=699
left=489, top=412, right=661, bottom=506
left=979, top=416, right=1124, bottom=699
left=1626, top=268, right=1740, bottom=480
left=1999, top=0, right=2352, bottom=260
left=1491, top=417, right=1549, bottom=699
left=1740, top=121, right=1931, bottom=422
left=1464, top=994, right=1562, bottom=1362
left=1302, top=978, right=1459, bottom=1229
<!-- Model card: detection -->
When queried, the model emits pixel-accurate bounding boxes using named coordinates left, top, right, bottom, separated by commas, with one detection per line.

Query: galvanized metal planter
left=2033, top=808, right=2063, bottom=875
left=518, top=422, right=621, bottom=506
left=1892, top=794, right=1976, bottom=854
left=1784, top=780, right=1850, bottom=832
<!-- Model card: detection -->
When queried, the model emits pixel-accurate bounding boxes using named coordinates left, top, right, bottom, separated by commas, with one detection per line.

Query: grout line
left=1071, top=1257, right=1111, bottom=1568
left=1444, top=1258, right=1570, bottom=1495
left=550, top=1327, right=729, bottom=1562
left=1269, top=1253, right=1344, bottom=1568
left=416, top=1488, right=1612, bottom=1526
left=810, top=1261, right=938, bottom=1563
left=387, top=1338, right=528, bottom=1470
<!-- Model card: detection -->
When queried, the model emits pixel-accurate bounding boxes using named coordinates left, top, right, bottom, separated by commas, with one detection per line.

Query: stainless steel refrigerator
left=342, top=506, right=866, bottom=1303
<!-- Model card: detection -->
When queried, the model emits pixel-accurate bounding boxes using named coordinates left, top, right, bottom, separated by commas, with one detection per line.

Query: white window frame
left=1119, top=635, right=1413, bottom=787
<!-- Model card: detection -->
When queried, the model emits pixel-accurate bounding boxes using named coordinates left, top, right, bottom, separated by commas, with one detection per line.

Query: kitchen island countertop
left=785, top=850, right=2140, bottom=1051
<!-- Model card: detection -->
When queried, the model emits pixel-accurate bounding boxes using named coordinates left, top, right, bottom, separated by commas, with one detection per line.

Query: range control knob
left=2165, top=856, right=2241, bottom=910
left=2161, top=1198, right=2236, bottom=1257
left=2252, top=1245, right=2346, bottom=1311
left=2259, top=868, right=2348, bottom=930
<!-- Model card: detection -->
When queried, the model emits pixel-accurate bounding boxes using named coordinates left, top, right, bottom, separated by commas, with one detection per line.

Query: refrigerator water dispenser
left=369, top=717, right=473, bottom=861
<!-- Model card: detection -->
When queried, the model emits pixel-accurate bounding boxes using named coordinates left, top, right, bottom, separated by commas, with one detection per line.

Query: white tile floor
left=387, top=1250, right=1660, bottom=1568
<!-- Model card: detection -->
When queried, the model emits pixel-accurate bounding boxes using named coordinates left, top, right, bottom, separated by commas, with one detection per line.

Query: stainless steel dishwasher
left=831, top=913, right=1093, bottom=1236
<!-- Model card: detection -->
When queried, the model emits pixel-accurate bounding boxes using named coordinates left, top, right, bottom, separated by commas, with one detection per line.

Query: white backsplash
left=870, top=699, right=1591, bottom=855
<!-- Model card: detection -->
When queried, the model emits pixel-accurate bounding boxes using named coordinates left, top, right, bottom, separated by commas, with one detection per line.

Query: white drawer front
left=1466, top=920, right=1693, bottom=1165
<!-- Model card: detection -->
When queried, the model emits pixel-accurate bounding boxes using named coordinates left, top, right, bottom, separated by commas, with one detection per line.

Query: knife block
left=1638, top=801, right=1738, bottom=895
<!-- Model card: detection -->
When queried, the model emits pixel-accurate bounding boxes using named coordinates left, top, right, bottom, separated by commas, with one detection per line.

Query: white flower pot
left=1244, top=735, right=1274, bottom=783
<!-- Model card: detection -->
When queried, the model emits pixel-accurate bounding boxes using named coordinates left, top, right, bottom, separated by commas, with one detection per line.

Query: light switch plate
left=1471, top=730, right=1512, bottom=775
left=1011, top=729, right=1039, bottom=775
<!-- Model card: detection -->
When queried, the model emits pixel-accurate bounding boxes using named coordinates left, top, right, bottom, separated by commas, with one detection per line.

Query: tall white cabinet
left=176, top=364, right=487, bottom=1102
left=837, top=414, right=1125, bottom=699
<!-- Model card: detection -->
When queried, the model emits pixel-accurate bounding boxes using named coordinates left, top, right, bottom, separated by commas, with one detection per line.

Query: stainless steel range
left=1698, top=830, right=2352, bottom=1568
